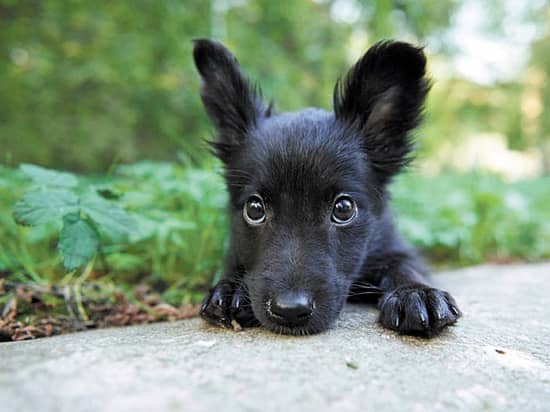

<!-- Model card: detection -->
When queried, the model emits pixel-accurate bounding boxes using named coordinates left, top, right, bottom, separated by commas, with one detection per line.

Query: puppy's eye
left=331, top=194, right=357, bottom=225
left=243, top=195, right=266, bottom=225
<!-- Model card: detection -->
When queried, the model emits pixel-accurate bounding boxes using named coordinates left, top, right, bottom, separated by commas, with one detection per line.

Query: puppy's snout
left=268, top=292, right=314, bottom=326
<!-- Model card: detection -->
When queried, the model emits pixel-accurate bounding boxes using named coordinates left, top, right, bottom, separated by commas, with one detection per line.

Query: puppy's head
left=193, top=39, right=429, bottom=334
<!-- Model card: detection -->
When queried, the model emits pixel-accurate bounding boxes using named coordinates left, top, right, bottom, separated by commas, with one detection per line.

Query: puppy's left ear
left=333, top=41, right=430, bottom=184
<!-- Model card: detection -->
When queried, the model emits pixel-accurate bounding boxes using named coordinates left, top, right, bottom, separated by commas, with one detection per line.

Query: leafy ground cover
left=1, top=162, right=549, bottom=340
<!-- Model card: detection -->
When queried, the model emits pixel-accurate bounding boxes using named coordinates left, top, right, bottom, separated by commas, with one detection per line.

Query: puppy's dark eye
left=332, top=194, right=357, bottom=225
left=243, top=195, right=266, bottom=225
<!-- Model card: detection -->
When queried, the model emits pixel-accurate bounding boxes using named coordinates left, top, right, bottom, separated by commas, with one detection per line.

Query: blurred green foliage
left=2, top=1, right=549, bottom=172
left=0, top=0, right=461, bottom=171
left=393, top=173, right=550, bottom=264
left=1, top=0, right=211, bottom=170
left=529, top=29, right=550, bottom=170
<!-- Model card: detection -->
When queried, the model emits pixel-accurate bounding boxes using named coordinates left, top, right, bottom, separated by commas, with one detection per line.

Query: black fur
left=193, top=39, right=461, bottom=337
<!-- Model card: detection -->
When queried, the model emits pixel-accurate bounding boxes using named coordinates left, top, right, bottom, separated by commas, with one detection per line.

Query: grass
left=1, top=161, right=549, bottom=308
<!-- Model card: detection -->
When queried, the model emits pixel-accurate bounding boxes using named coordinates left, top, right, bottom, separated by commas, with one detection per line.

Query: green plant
left=13, top=164, right=137, bottom=271
left=3, top=161, right=227, bottom=304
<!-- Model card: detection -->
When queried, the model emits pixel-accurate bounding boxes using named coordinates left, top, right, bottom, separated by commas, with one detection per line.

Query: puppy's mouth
left=262, top=321, right=318, bottom=336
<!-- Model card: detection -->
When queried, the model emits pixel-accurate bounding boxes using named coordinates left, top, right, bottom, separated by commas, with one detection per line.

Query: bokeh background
left=2, top=0, right=549, bottom=176
left=1, top=1, right=550, bottom=323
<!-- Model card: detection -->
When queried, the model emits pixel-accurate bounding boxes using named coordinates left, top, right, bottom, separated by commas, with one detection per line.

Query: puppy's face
left=226, top=114, right=381, bottom=333
left=193, top=39, right=428, bottom=334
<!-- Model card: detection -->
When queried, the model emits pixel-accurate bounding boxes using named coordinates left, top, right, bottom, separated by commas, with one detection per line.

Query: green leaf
left=20, top=164, right=78, bottom=188
left=13, top=190, right=79, bottom=226
left=58, top=213, right=99, bottom=271
left=80, top=193, right=137, bottom=238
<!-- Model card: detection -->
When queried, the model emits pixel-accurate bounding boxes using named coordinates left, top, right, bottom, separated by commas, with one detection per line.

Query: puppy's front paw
left=200, top=280, right=260, bottom=329
left=378, top=285, right=461, bottom=337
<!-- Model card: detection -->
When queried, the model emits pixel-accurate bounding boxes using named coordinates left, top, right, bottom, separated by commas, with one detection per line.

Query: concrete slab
left=1, top=263, right=549, bottom=412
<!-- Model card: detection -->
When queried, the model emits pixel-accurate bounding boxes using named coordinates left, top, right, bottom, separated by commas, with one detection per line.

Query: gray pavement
left=1, top=263, right=549, bottom=412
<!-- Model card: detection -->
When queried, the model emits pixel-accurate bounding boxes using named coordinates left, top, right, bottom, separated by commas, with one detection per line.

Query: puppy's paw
left=378, top=284, right=461, bottom=337
left=200, top=280, right=260, bottom=329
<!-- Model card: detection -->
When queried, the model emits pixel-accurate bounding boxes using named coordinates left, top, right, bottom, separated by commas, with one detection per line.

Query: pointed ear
left=333, top=41, right=430, bottom=184
left=193, top=39, right=270, bottom=162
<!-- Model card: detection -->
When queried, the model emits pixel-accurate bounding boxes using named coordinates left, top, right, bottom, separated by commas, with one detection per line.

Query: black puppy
left=193, top=39, right=461, bottom=336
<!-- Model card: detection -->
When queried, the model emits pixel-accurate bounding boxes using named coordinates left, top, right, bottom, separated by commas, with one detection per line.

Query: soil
left=0, top=278, right=200, bottom=342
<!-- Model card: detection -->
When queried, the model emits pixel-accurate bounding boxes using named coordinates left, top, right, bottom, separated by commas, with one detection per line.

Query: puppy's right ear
left=193, top=39, right=267, bottom=162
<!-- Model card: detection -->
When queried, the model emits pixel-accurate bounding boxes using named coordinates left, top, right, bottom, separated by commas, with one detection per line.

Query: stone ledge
left=1, top=263, right=549, bottom=412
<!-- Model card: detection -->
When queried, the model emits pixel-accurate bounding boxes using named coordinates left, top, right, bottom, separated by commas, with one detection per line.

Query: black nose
left=268, top=292, right=314, bottom=325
